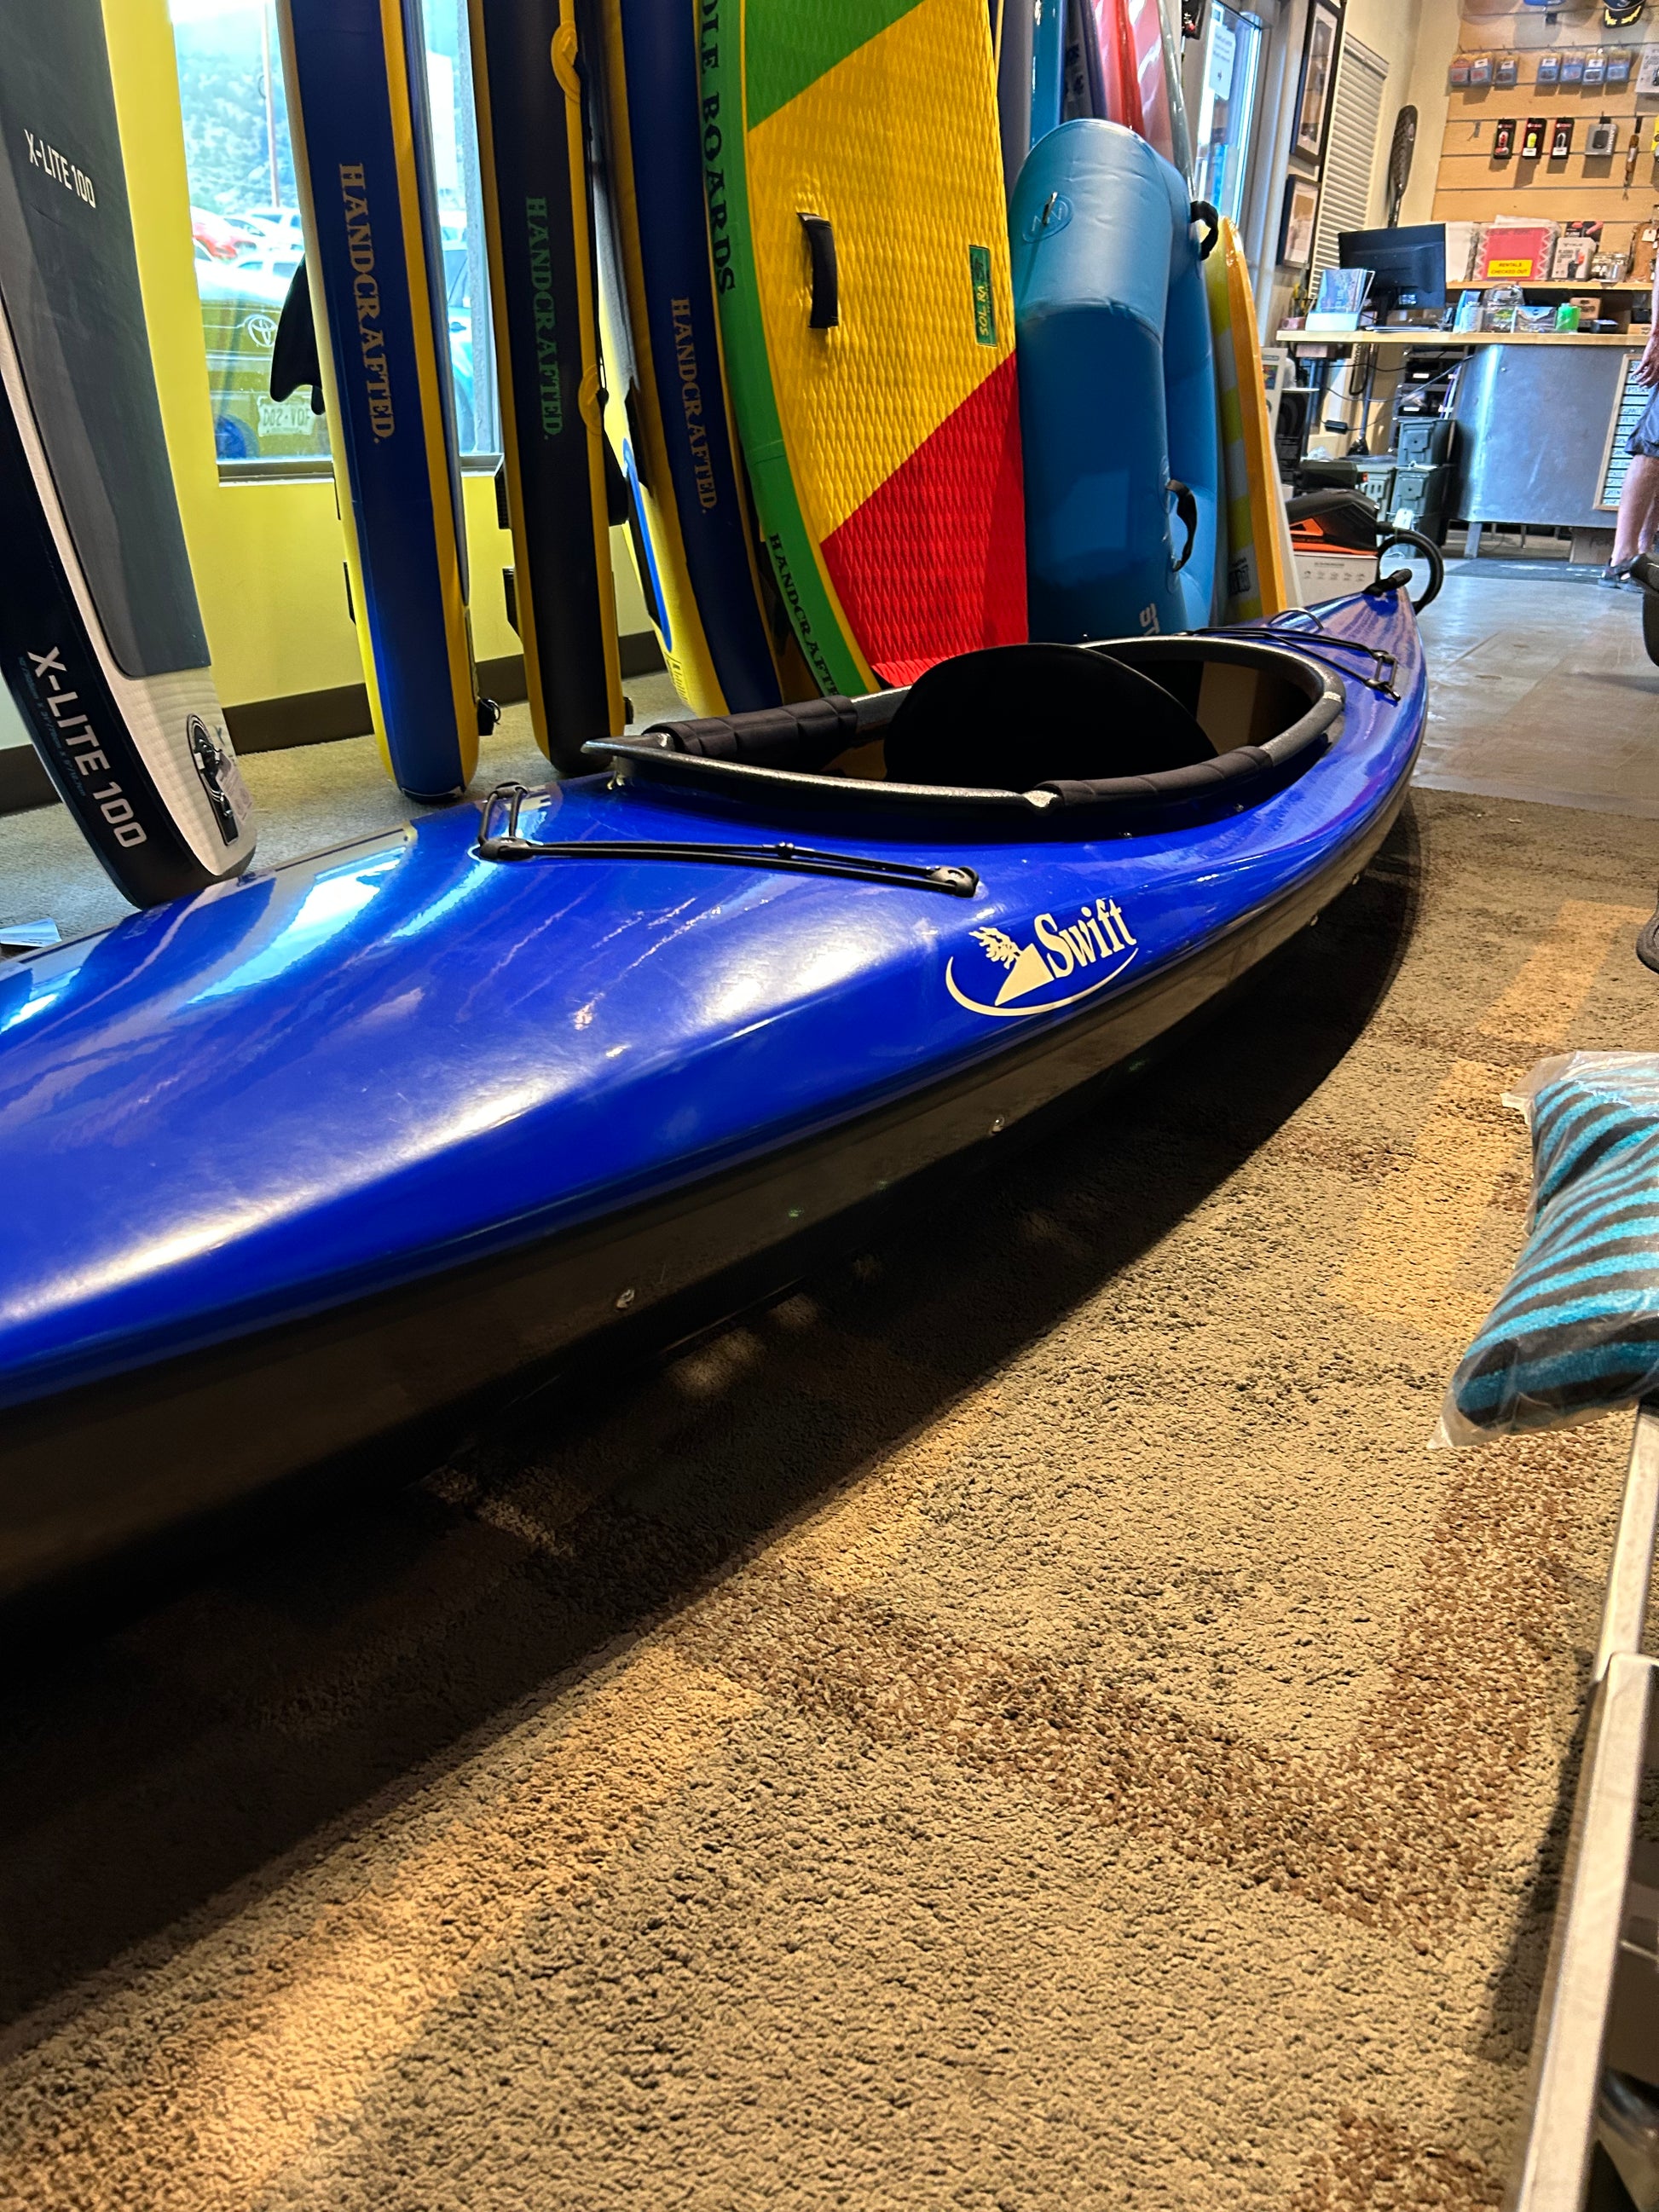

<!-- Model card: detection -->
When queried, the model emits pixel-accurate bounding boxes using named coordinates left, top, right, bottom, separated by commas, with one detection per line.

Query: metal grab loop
left=1167, top=479, right=1199, bottom=574
left=476, top=786, right=980, bottom=896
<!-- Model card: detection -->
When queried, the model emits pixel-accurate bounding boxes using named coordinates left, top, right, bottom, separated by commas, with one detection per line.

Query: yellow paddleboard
left=1205, top=217, right=1294, bottom=622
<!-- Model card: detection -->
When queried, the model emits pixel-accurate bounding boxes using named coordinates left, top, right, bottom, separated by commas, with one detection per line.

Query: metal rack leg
left=1508, top=1406, right=1659, bottom=2212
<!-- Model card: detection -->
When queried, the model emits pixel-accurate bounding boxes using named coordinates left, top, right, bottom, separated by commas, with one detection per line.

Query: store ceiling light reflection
left=185, top=847, right=404, bottom=1004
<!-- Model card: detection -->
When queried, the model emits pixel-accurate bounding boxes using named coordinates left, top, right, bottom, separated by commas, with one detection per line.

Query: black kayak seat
left=604, top=631, right=1345, bottom=824
left=655, top=645, right=1215, bottom=791
left=882, top=643, right=1214, bottom=788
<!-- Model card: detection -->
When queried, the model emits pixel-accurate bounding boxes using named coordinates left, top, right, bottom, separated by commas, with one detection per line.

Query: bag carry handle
left=1168, top=479, right=1199, bottom=573
left=1190, top=200, right=1220, bottom=260
left=799, top=213, right=840, bottom=328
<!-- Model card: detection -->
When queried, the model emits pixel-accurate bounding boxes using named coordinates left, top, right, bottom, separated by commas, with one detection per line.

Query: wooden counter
left=1275, top=327, right=1640, bottom=349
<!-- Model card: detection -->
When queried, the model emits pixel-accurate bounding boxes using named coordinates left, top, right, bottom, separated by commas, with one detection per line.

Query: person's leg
left=1613, top=453, right=1659, bottom=565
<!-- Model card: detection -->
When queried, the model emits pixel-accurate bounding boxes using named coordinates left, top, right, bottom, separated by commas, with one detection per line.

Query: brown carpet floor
left=0, top=788, right=1655, bottom=2209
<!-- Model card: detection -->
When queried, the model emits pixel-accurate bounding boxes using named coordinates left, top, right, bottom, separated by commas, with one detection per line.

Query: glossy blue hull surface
left=0, top=596, right=1423, bottom=1585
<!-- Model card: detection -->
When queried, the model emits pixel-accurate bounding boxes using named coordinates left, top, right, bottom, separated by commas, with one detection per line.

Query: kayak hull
left=0, top=773, right=1403, bottom=1600
left=0, top=594, right=1424, bottom=1597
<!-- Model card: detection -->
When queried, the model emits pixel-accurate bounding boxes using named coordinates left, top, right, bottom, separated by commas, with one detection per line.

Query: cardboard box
left=1551, top=222, right=1602, bottom=281
left=1442, top=221, right=1480, bottom=285
left=1294, top=548, right=1378, bottom=605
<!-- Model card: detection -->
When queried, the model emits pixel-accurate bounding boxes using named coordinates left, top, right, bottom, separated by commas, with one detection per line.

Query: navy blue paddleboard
left=0, top=0, right=255, bottom=905
left=276, top=0, right=493, bottom=800
left=466, top=0, right=624, bottom=772
left=589, top=0, right=789, bottom=717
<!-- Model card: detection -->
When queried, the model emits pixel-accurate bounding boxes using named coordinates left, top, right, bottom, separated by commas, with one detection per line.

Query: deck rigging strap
left=1207, top=616, right=1401, bottom=701
left=476, top=784, right=980, bottom=895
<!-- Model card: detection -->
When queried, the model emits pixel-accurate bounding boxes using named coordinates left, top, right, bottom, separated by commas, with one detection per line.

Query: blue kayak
left=0, top=592, right=1424, bottom=1595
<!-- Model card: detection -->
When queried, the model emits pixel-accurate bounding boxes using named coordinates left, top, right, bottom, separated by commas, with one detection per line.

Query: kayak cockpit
left=586, top=635, right=1344, bottom=829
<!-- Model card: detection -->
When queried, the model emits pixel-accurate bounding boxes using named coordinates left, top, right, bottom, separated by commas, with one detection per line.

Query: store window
left=1188, top=3, right=1263, bottom=228
left=170, top=0, right=498, bottom=471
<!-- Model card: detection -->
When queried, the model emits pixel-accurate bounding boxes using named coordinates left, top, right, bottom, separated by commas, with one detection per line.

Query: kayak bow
left=0, top=593, right=1424, bottom=1597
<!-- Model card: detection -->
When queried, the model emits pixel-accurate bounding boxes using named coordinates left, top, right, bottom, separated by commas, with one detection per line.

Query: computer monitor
left=1338, top=224, right=1447, bottom=313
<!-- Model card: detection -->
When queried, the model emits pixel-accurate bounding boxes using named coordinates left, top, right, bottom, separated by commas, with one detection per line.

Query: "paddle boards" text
left=697, top=1, right=735, bottom=295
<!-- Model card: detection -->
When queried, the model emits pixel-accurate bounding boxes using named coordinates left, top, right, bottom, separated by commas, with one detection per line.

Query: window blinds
left=1309, top=33, right=1389, bottom=281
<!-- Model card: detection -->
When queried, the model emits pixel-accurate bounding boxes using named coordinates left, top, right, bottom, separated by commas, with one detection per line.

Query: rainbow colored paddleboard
left=702, top=0, right=1026, bottom=695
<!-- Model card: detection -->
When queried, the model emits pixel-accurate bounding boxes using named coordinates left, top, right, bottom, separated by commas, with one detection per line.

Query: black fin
left=270, top=261, right=326, bottom=416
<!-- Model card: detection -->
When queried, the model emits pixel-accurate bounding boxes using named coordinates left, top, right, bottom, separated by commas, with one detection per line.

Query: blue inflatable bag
left=1012, top=119, right=1220, bottom=642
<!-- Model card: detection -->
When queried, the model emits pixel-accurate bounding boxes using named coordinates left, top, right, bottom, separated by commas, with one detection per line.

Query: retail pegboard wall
left=1436, top=6, right=1659, bottom=240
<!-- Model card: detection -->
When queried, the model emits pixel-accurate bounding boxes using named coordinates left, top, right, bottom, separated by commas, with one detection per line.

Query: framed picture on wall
left=1292, top=0, right=1343, bottom=167
left=1280, top=176, right=1320, bottom=267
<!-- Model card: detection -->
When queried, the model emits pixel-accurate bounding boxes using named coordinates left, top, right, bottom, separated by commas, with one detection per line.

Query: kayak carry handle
left=1190, top=200, right=1220, bottom=260
left=799, top=213, right=840, bottom=328
left=1167, top=479, right=1199, bottom=574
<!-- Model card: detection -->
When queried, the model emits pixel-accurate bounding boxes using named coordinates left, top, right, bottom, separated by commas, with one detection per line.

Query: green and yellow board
left=701, top=0, right=1027, bottom=696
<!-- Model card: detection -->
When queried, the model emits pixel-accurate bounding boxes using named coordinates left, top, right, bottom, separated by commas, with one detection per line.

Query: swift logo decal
left=945, top=899, right=1138, bottom=1019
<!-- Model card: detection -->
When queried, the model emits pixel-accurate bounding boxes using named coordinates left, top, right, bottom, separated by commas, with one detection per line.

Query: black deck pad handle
left=799, top=214, right=840, bottom=328
left=883, top=644, right=1215, bottom=790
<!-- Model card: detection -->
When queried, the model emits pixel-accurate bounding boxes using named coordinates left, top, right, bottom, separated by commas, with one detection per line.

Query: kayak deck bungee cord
left=702, top=0, right=1027, bottom=696
left=0, top=0, right=255, bottom=906
left=588, top=0, right=789, bottom=718
left=466, top=0, right=625, bottom=772
left=275, top=0, right=493, bottom=801
left=0, top=591, right=1424, bottom=1597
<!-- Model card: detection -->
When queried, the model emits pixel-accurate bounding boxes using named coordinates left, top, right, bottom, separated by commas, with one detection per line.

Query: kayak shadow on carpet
left=0, top=805, right=1424, bottom=2041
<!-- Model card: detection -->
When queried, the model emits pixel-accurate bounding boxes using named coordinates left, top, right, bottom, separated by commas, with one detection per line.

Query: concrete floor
left=0, top=669, right=690, bottom=944
left=1, top=571, right=1655, bottom=942
left=1414, top=561, right=1659, bottom=820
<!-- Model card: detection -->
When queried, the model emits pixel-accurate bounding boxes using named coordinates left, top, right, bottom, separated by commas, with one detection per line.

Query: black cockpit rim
left=580, top=633, right=1349, bottom=832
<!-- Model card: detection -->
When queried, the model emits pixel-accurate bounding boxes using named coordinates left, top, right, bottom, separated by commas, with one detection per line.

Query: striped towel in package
left=1440, top=1052, right=1659, bottom=1444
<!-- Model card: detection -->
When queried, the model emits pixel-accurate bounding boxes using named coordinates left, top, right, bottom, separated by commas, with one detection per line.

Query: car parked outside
left=193, top=246, right=327, bottom=463
left=190, top=232, right=482, bottom=463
